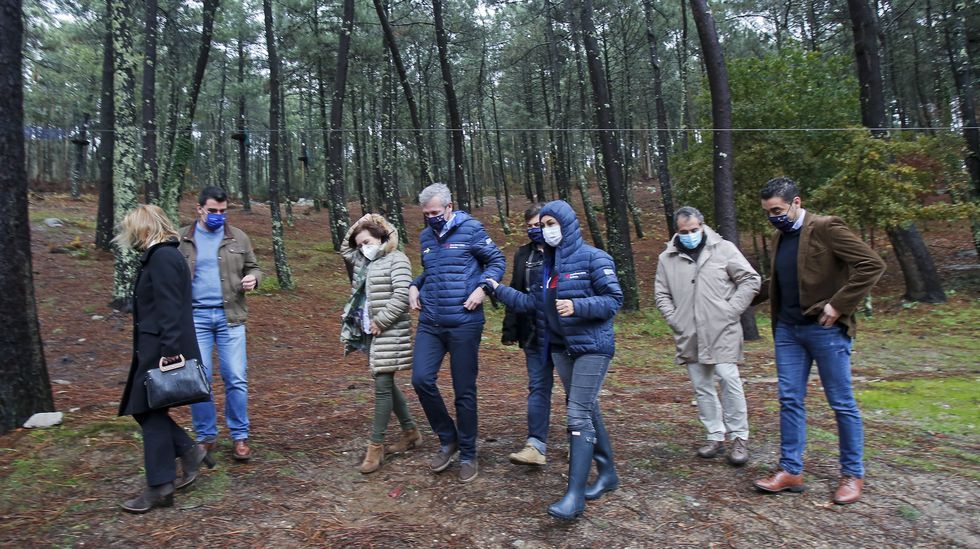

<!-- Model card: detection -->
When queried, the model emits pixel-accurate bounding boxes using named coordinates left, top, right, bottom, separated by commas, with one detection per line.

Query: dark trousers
left=411, top=322, right=483, bottom=461
left=134, top=409, right=195, bottom=486
left=525, top=348, right=555, bottom=446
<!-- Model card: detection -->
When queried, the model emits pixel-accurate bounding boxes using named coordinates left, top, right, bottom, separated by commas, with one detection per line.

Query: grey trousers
left=687, top=362, right=749, bottom=441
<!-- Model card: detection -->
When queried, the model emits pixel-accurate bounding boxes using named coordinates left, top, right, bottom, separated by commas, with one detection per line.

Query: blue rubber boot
left=585, top=410, right=619, bottom=500
left=547, top=431, right=595, bottom=520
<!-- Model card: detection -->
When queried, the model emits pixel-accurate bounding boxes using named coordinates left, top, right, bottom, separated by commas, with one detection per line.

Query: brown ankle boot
left=387, top=428, right=423, bottom=453
left=359, top=443, right=384, bottom=474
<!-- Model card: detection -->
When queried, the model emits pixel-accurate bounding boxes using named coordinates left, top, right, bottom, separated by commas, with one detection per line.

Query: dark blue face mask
left=768, top=213, right=795, bottom=233
left=204, top=213, right=226, bottom=231
left=527, top=227, right=545, bottom=245
left=426, top=213, right=447, bottom=233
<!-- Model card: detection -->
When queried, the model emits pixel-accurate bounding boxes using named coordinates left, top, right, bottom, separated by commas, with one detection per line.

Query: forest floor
left=1, top=189, right=978, bottom=547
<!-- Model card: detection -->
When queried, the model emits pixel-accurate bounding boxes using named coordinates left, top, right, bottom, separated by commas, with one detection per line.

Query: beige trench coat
left=654, top=226, right=761, bottom=365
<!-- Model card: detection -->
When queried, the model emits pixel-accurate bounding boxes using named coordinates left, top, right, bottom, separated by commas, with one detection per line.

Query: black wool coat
left=118, top=240, right=202, bottom=416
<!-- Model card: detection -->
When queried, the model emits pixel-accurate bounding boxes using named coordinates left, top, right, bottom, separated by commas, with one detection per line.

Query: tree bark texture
left=70, top=113, right=90, bottom=201
left=263, top=0, right=293, bottom=289
left=235, top=29, right=250, bottom=211
left=141, top=0, right=158, bottom=203
left=578, top=0, right=638, bottom=311
left=326, top=0, right=354, bottom=251
left=432, top=0, right=469, bottom=211
left=0, top=0, right=55, bottom=434
left=95, top=9, right=115, bottom=251
left=642, top=0, right=676, bottom=236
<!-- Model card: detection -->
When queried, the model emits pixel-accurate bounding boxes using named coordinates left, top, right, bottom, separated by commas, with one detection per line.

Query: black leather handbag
left=145, top=355, right=212, bottom=409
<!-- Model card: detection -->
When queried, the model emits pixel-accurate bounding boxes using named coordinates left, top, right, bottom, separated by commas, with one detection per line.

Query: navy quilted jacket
left=412, top=211, right=506, bottom=327
left=494, top=200, right=623, bottom=358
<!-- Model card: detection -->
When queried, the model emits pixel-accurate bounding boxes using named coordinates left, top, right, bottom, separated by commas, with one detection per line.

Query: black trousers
left=134, top=409, right=195, bottom=486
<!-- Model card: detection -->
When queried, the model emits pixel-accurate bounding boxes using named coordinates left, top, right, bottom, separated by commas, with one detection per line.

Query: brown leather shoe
left=232, top=439, right=252, bottom=462
left=833, top=476, right=863, bottom=505
left=697, top=440, right=725, bottom=458
left=359, top=443, right=385, bottom=474
left=387, top=427, right=423, bottom=453
left=754, top=470, right=805, bottom=493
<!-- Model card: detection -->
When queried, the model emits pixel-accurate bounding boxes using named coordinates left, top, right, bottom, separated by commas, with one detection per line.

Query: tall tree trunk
left=848, top=0, right=946, bottom=303
left=0, top=0, right=55, bottom=434
left=373, top=0, right=432, bottom=186
left=234, top=28, right=251, bottom=211
left=109, top=0, right=141, bottom=310
left=489, top=79, right=510, bottom=218
left=432, top=0, right=469, bottom=210
left=279, top=75, right=293, bottom=227
left=141, top=0, right=158, bottom=203
left=522, top=66, right=547, bottom=202
left=477, top=37, right=510, bottom=233
left=216, top=57, right=228, bottom=191
left=160, top=0, right=220, bottom=221
left=544, top=7, right=571, bottom=202
left=690, top=0, right=759, bottom=340
left=325, top=0, right=354, bottom=251
left=679, top=0, right=693, bottom=151
left=95, top=11, right=115, bottom=251
left=350, top=87, right=369, bottom=214
left=263, top=0, right=293, bottom=289
left=70, top=113, right=90, bottom=200
left=578, top=0, right=638, bottom=311
left=643, top=0, right=676, bottom=236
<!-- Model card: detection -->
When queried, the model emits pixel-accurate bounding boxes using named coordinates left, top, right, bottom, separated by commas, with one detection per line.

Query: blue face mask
left=527, top=227, right=545, bottom=245
left=426, top=213, right=447, bottom=233
left=678, top=230, right=702, bottom=249
left=768, top=213, right=795, bottom=233
left=204, top=213, right=226, bottom=231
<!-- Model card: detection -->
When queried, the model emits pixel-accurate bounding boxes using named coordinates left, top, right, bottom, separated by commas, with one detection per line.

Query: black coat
left=118, top=240, right=202, bottom=416
left=501, top=242, right=540, bottom=348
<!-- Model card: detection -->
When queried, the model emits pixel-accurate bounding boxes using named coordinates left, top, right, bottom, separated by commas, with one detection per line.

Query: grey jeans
left=551, top=352, right=611, bottom=438
left=687, top=362, right=749, bottom=441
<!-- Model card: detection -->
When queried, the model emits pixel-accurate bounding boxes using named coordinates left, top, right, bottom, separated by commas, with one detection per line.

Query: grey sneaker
left=727, top=437, right=749, bottom=466
left=697, top=440, right=725, bottom=458
left=459, top=460, right=479, bottom=483
left=429, top=443, right=458, bottom=473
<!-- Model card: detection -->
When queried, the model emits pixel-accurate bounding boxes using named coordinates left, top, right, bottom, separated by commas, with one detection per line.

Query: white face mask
left=361, top=244, right=381, bottom=261
left=542, top=225, right=563, bottom=247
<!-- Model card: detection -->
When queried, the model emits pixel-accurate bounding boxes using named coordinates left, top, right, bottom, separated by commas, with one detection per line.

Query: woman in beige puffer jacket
left=341, top=214, right=422, bottom=473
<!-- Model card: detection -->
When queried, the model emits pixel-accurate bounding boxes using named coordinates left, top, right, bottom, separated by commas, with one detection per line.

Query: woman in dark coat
left=488, top=200, right=623, bottom=521
left=115, top=205, right=213, bottom=513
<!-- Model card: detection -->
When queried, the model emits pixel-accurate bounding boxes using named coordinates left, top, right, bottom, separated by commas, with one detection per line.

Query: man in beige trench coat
left=655, top=206, right=761, bottom=465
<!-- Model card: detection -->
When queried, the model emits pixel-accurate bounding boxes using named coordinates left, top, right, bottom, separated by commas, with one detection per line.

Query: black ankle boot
left=547, top=432, right=595, bottom=520
left=176, top=444, right=217, bottom=490
left=585, top=411, right=619, bottom=501
left=120, top=481, right=175, bottom=514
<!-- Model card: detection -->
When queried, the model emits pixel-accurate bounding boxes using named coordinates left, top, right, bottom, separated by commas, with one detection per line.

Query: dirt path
left=1, top=194, right=978, bottom=547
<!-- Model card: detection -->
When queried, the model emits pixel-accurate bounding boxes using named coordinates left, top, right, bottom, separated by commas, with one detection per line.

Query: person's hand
left=556, top=299, right=575, bottom=317
left=369, top=320, right=382, bottom=336
left=463, top=288, right=486, bottom=310
left=241, top=274, right=257, bottom=291
left=818, top=303, right=841, bottom=327
left=161, top=355, right=182, bottom=366
left=409, top=285, right=421, bottom=311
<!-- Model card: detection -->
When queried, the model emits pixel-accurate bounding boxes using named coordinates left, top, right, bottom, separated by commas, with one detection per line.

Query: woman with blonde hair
left=341, top=213, right=422, bottom=473
left=115, top=205, right=213, bottom=513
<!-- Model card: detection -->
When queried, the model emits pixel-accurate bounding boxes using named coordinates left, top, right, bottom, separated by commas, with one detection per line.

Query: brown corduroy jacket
left=754, top=212, right=885, bottom=337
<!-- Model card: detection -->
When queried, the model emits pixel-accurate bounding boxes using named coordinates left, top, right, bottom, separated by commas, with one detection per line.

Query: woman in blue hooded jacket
left=488, top=200, right=623, bottom=520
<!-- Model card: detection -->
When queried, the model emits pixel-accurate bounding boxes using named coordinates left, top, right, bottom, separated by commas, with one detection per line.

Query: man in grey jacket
left=655, top=207, right=761, bottom=465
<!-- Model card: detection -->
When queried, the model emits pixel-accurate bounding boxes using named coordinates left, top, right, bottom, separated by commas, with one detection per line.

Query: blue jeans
left=551, top=352, right=610, bottom=441
left=411, top=322, right=482, bottom=461
left=525, top=348, right=555, bottom=453
left=191, top=307, right=250, bottom=442
left=775, top=321, right=863, bottom=477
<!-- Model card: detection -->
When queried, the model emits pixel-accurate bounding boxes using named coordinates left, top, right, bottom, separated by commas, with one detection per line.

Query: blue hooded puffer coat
left=494, top=200, right=623, bottom=359
left=412, top=211, right=506, bottom=327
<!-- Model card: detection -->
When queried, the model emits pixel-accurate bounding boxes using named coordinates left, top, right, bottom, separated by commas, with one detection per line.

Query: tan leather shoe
left=387, top=428, right=423, bottom=453
left=754, top=470, right=805, bottom=493
left=232, top=439, right=252, bottom=461
left=359, top=442, right=384, bottom=474
left=833, top=476, right=863, bottom=505
left=508, top=443, right=546, bottom=466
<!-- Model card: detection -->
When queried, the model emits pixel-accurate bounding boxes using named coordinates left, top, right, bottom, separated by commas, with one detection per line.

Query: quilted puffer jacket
left=494, top=200, right=623, bottom=359
left=412, top=211, right=506, bottom=327
left=341, top=215, right=413, bottom=375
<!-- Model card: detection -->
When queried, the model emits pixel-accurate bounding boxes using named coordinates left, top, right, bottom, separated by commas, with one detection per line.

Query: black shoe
left=120, top=482, right=175, bottom=514
left=176, top=444, right=217, bottom=490
left=548, top=432, right=595, bottom=520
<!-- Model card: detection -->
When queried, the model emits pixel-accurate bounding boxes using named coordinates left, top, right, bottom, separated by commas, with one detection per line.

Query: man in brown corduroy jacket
left=751, top=177, right=885, bottom=506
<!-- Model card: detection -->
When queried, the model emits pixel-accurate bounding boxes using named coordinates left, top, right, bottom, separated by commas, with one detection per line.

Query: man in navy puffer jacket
left=408, top=183, right=505, bottom=483
left=489, top=200, right=623, bottom=520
